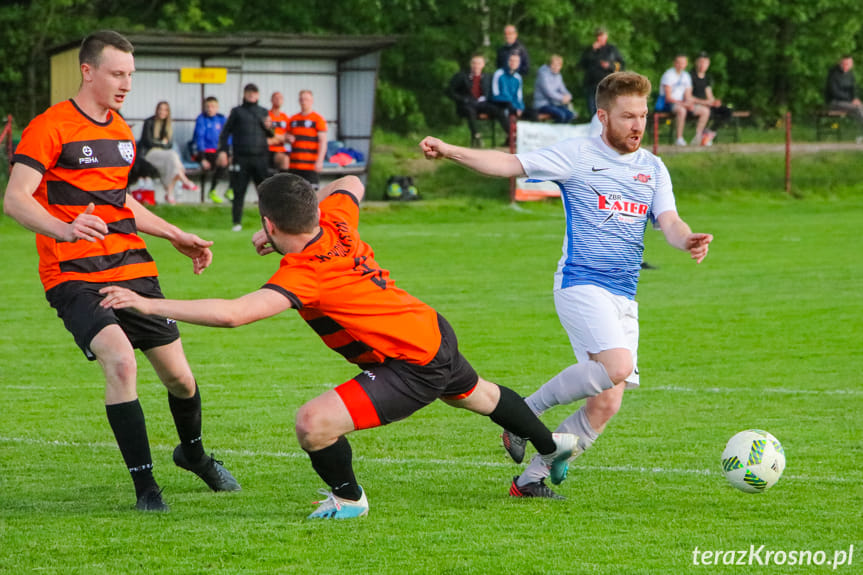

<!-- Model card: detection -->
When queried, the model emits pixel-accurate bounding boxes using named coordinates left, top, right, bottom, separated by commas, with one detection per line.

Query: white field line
left=642, top=385, right=863, bottom=396
left=0, top=435, right=855, bottom=485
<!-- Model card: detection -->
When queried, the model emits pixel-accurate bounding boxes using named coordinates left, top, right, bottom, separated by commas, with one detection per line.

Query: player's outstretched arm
left=657, top=211, right=713, bottom=263
left=126, top=193, right=214, bottom=274
left=99, top=286, right=291, bottom=327
left=419, top=136, right=525, bottom=178
left=315, top=174, right=365, bottom=204
left=4, top=164, right=108, bottom=242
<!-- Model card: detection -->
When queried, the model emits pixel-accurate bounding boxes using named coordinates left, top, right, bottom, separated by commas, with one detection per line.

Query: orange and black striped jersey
left=13, top=99, right=157, bottom=291
left=268, top=110, right=289, bottom=153
left=263, top=192, right=441, bottom=366
left=287, top=111, right=327, bottom=171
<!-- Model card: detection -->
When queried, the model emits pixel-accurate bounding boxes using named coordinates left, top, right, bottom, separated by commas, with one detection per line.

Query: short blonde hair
left=596, top=71, right=651, bottom=111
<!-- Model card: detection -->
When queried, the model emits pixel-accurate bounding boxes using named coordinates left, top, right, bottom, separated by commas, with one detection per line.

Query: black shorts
left=45, top=277, right=180, bottom=361
left=335, top=313, right=479, bottom=429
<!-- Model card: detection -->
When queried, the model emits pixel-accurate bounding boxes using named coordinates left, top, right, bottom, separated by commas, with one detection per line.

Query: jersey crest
left=118, top=141, right=135, bottom=164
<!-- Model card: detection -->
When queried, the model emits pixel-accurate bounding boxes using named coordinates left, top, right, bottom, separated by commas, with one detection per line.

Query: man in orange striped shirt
left=267, top=91, right=290, bottom=171
left=3, top=30, right=239, bottom=512
left=287, top=90, right=327, bottom=187
left=100, top=173, right=579, bottom=518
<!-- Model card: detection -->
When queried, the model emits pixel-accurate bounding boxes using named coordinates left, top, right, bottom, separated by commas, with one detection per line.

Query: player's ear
left=263, top=216, right=276, bottom=235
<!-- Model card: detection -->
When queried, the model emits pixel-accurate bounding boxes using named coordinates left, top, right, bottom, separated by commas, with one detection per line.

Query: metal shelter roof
left=50, top=31, right=398, bottom=61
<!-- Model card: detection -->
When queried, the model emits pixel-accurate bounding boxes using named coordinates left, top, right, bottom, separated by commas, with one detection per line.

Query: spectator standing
left=496, top=25, right=530, bottom=77
left=825, top=55, right=863, bottom=139
left=447, top=54, right=510, bottom=147
left=579, top=27, right=625, bottom=115
left=218, top=83, right=272, bottom=231
left=268, top=91, right=291, bottom=171
left=534, top=54, right=577, bottom=123
left=139, top=101, right=199, bottom=204
left=690, top=53, right=732, bottom=146
left=192, top=96, right=229, bottom=203
left=491, top=51, right=526, bottom=147
left=657, top=54, right=709, bottom=146
left=287, top=90, right=328, bottom=187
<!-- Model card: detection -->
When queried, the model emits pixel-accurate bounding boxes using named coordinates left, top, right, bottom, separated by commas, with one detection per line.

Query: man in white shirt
left=420, top=71, right=712, bottom=498
left=658, top=54, right=710, bottom=146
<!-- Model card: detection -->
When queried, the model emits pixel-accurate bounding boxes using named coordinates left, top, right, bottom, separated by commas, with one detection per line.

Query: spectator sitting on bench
left=690, top=52, right=732, bottom=146
left=192, top=96, right=229, bottom=203
left=534, top=54, right=577, bottom=124
left=140, top=101, right=199, bottom=204
left=657, top=54, right=710, bottom=146
left=492, top=51, right=532, bottom=147
left=447, top=54, right=509, bottom=148
left=825, top=55, right=863, bottom=142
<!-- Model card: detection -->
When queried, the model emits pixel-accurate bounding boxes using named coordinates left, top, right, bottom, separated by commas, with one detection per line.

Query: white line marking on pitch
left=0, top=436, right=855, bottom=484
left=643, top=385, right=863, bottom=395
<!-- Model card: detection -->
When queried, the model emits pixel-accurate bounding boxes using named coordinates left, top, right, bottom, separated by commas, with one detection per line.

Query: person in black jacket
left=496, top=25, right=530, bottom=77
left=825, top=55, right=863, bottom=138
left=217, top=84, right=273, bottom=231
left=579, top=27, right=625, bottom=116
left=447, top=54, right=509, bottom=147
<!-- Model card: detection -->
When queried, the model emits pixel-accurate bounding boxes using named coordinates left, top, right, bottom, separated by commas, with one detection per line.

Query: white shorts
left=554, top=284, right=640, bottom=388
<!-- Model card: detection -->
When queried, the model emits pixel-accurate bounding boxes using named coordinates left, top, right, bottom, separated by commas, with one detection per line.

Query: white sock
left=517, top=406, right=600, bottom=487
left=525, top=361, right=614, bottom=416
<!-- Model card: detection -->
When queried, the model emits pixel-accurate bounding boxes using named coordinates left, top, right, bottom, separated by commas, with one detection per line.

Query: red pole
left=653, top=113, right=659, bottom=155
left=509, top=115, right=517, bottom=202
left=785, top=111, right=792, bottom=194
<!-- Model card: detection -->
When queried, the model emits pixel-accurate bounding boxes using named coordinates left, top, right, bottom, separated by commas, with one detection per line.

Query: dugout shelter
left=49, top=31, right=397, bottom=199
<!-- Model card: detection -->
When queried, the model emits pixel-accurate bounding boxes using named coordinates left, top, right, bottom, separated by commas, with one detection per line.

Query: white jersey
left=517, top=136, right=677, bottom=299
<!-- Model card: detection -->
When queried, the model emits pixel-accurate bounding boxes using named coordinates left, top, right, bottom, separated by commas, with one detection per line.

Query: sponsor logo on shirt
left=597, top=192, right=649, bottom=217
left=79, top=145, right=99, bottom=165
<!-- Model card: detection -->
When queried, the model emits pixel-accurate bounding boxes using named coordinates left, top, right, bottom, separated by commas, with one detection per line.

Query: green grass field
left=1, top=176, right=862, bottom=573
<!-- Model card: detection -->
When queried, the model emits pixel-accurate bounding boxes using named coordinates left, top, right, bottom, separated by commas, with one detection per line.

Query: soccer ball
left=720, top=429, right=786, bottom=493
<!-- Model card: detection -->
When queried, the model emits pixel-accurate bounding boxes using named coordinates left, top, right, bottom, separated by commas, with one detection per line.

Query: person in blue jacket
left=192, top=96, right=229, bottom=203
left=491, top=51, right=527, bottom=146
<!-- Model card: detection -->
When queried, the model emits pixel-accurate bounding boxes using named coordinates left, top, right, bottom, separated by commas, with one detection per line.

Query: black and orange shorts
left=335, top=313, right=479, bottom=429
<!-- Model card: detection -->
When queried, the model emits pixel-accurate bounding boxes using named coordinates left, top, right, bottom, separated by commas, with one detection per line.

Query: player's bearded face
left=601, top=95, right=647, bottom=154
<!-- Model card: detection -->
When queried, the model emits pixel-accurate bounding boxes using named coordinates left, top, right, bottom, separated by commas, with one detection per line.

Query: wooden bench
left=815, top=109, right=848, bottom=141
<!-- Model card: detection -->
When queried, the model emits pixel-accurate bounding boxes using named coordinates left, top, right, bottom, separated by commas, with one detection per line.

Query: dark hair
left=257, top=174, right=318, bottom=234
left=596, top=71, right=652, bottom=111
left=244, top=83, right=259, bottom=93
left=697, top=51, right=710, bottom=59
left=79, top=30, right=134, bottom=67
left=205, top=96, right=218, bottom=104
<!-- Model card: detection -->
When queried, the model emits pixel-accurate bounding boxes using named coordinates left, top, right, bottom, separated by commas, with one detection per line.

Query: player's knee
left=102, top=353, right=138, bottom=385
left=295, top=403, right=328, bottom=449
left=604, top=359, right=633, bottom=385
left=161, top=372, right=196, bottom=397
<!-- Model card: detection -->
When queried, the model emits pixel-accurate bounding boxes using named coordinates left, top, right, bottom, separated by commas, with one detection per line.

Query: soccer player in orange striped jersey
left=100, top=173, right=579, bottom=518
left=3, top=30, right=239, bottom=512
left=267, top=91, right=290, bottom=171
left=286, top=90, right=327, bottom=187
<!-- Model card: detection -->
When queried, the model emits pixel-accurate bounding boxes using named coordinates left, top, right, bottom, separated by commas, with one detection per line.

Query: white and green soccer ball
left=721, top=429, right=786, bottom=493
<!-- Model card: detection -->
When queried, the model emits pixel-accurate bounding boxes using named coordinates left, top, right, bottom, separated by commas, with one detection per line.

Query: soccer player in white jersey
left=420, top=71, right=712, bottom=498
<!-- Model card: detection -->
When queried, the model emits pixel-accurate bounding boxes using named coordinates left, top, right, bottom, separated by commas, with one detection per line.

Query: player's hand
left=419, top=137, right=448, bottom=160
left=170, top=232, right=214, bottom=274
left=98, top=286, right=152, bottom=313
left=200, top=158, right=211, bottom=171
left=64, top=203, right=107, bottom=243
left=252, top=228, right=275, bottom=256
left=685, top=233, right=713, bottom=263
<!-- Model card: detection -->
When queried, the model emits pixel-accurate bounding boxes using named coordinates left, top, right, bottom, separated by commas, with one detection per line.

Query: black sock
left=168, top=384, right=205, bottom=463
left=489, top=386, right=556, bottom=455
left=106, top=399, right=158, bottom=497
left=306, top=436, right=362, bottom=500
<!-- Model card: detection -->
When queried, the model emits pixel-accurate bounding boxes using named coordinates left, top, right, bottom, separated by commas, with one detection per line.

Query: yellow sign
left=180, top=68, right=228, bottom=84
